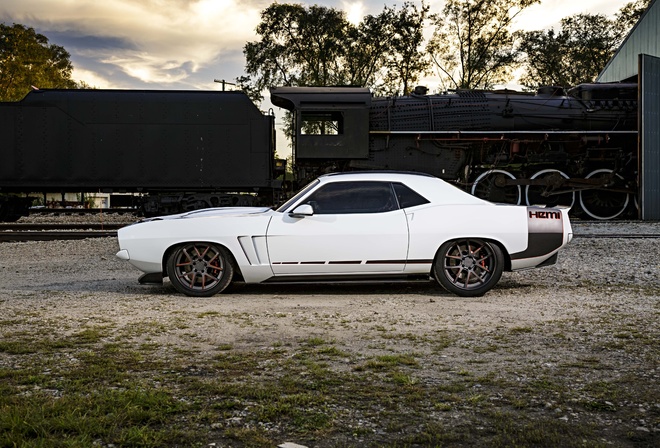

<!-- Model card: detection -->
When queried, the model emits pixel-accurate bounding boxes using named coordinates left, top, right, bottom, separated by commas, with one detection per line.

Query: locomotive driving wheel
left=525, top=169, right=575, bottom=208
left=579, top=169, right=630, bottom=220
left=471, top=169, right=521, bottom=205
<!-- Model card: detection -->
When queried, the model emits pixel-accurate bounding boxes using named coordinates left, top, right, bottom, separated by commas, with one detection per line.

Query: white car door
left=267, top=181, right=409, bottom=275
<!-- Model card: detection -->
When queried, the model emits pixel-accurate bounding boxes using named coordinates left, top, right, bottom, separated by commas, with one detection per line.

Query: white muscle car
left=116, top=171, right=573, bottom=297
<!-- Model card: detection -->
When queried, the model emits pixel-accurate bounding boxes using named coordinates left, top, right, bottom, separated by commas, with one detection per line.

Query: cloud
left=0, top=0, right=268, bottom=88
left=513, top=0, right=624, bottom=31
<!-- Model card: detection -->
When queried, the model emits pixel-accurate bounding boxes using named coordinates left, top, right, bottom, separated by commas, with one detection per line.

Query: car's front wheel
left=167, top=242, right=234, bottom=297
left=433, top=238, right=504, bottom=297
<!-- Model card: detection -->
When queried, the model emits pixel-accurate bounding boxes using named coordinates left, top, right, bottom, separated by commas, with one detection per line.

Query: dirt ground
left=0, top=234, right=658, bottom=361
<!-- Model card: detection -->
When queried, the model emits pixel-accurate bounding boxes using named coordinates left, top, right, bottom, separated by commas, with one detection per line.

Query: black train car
left=271, top=83, right=639, bottom=220
left=0, top=89, right=278, bottom=220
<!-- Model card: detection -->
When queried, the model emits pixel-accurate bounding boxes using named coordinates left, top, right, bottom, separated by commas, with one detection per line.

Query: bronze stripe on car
left=272, top=261, right=337, bottom=265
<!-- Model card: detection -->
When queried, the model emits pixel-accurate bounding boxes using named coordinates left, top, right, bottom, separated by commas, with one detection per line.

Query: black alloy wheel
left=434, top=238, right=504, bottom=297
left=167, top=242, right=234, bottom=297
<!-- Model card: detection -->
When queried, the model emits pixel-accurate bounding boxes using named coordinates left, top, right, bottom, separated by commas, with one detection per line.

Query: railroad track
left=0, top=231, right=118, bottom=242
left=0, top=223, right=128, bottom=231
left=0, top=223, right=129, bottom=242
left=29, top=208, right=138, bottom=216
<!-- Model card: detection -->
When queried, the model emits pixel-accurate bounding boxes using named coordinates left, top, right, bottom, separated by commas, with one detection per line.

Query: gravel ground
left=1, top=220, right=658, bottom=446
left=17, top=210, right=139, bottom=224
left=1, top=223, right=658, bottom=344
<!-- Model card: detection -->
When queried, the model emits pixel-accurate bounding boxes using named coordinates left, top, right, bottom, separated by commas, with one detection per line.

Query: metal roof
left=270, top=86, right=371, bottom=110
left=598, top=0, right=660, bottom=82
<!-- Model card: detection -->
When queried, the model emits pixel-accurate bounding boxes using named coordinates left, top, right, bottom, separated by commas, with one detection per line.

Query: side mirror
left=289, top=204, right=314, bottom=217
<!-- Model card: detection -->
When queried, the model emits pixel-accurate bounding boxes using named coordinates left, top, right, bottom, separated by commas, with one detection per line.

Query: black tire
left=433, top=238, right=504, bottom=297
left=166, top=242, right=234, bottom=297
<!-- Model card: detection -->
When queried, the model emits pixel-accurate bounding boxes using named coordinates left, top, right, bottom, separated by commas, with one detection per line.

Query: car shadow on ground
left=9, top=276, right=533, bottom=298
left=40, top=278, right=451, bottom=297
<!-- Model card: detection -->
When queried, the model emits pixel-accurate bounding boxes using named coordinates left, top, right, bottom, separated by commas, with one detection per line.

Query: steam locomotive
left=272, top=82, right=638, bottom=220
left=0, top=82, right=638, bottom=221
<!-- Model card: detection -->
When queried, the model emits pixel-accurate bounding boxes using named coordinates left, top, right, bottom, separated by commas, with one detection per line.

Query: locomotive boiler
left=271, top=83, right=639, bottom=220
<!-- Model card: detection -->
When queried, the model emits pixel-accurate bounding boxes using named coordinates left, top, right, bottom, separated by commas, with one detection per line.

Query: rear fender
left=510, top=206, right=569, bottom=263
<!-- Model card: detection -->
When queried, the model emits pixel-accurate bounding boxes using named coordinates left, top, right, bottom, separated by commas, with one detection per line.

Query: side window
left=305, top=181, right=397, bottom=214
left=300, top=111, right=343, bottom=135
left=393, top=183, right=429, bottom=208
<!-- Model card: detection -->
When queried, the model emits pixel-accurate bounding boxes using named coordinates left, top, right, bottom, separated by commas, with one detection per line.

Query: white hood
left=141, top=207, right=273, bottom=221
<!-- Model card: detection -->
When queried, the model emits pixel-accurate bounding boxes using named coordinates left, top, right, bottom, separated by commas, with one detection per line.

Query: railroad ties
left=0, top=223, right=124, bottom=242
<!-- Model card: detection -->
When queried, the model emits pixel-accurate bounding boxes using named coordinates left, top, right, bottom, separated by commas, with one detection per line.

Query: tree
left=241, top=3, right=349, bottom=100
left=616, top=0, right=652, bottom=33
left=0, top=23, right=77, bottom=102
left=427, top=0, right=539, bottom=90
left=517, top=0, right=652, bottom=89
left=239, top=2, right=430, bottom=101
left=377, top=2, right=430, bottom=96
left=517, top=14, right=619, bottom=88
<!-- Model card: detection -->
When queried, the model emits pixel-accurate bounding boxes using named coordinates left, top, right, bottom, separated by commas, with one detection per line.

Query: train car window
left=304, top=181, right=397, bottom=214
left=300, top=111, right=343, bottom=135
left=392, top=183, right=430, bottom=208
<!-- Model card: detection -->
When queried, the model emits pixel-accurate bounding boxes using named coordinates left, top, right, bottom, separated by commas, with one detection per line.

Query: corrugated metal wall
left=640, top=54, right=660, bottom=220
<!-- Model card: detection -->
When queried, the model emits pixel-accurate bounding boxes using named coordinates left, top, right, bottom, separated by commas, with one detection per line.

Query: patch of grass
left=389, top=371, right=417, bottom=386
left=305, top=336, right=331, bottom=347
left=356, top=353, right=419, bottom=372
left=485, top=410, right=598, bottom=447
left=196, top=311, right=222, bottom=318
left=436, top=383, right=467, bottom=394
left=432, top=331, right=455, bottom=352
left=0, top=326, right=111, bottom=355
left=316, top=345, right=349, bottom=357
left=473, top=343, right=500, bottom=353
left=0, top=340, right=37, bottom=355
left=523, top=378, right=565, bottom=394
left=119, top=320, right=169, bottom=338
left=1, top=388, right=191, bottom=447
left=1, top=302, right=656, bottom=448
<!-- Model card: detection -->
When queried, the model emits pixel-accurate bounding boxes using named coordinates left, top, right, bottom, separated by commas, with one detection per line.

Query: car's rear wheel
left=167, top=242, right=233, bottom=297
left=433, top=239, right=504, bottom=297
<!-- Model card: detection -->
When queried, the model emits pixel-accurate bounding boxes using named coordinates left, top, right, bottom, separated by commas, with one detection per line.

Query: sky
left=1, top=1, right=626, bottom=156
left=1, top=0, right=625, bottom=93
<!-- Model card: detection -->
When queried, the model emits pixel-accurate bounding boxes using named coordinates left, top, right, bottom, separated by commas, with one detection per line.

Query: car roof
left=319, top=170, right=435, bottom=179
left=316, top=171, right=488, bottom=206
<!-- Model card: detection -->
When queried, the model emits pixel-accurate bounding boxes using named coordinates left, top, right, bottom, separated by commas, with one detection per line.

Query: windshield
left=275, top=179, right=319, bottom=212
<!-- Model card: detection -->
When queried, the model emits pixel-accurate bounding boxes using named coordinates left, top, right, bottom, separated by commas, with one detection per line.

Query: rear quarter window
left=393, top=182, right=430, bottom=208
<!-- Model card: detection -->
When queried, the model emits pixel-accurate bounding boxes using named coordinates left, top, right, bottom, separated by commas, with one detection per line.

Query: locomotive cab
left=270, top=87, right=371, bottom=160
